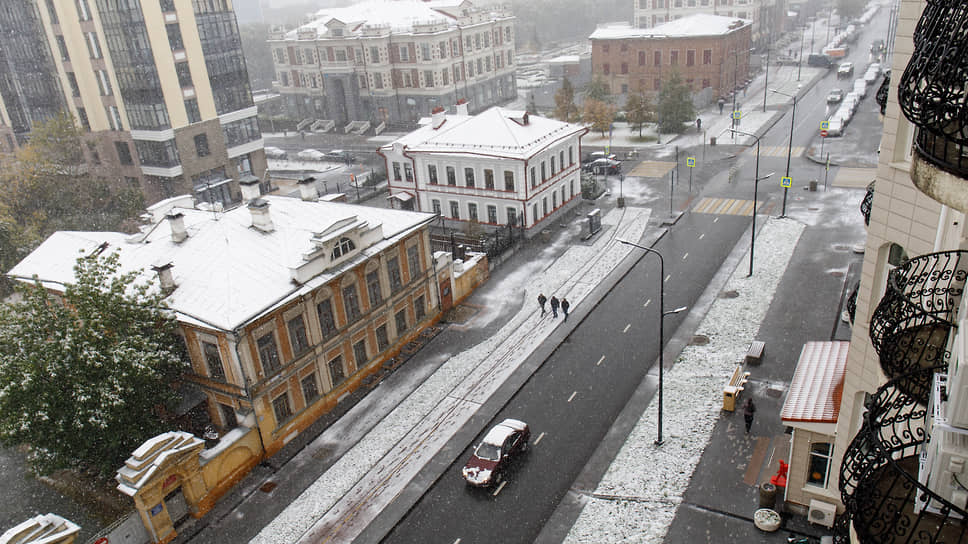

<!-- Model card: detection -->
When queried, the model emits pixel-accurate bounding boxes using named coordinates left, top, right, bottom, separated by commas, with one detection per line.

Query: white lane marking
left=596, top=355, right=605, bottom=366
left=644, top=298, right=651, bottom=308
left=534, top=432, right=546, bottom=445
left=682, top=252, right=689, bottom=260
left=568, top=391, right=577, bottom=402
left=454, top=540, right=461, bottom=544
left=665, top=274, right=671, bottom=283
left=623, top=323, right=631, bottom=333
left=492, top=480, right=508, bottom=496
left=699, top=233, right=705, bottom=240
left=714, top=217, right=720, bottom=223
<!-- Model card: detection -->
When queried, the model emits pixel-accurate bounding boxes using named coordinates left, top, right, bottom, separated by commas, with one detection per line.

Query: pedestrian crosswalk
left=692, top=197, right=762, bottom=216
left=755, top=145, right=806, bottom=158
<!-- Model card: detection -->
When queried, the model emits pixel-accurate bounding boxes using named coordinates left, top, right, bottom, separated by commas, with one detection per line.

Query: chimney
left=152, top=262, right=176, bottom=294
left=248, top=198, right=274, bottom=232
left=456, top=98, right=469, bottom=116
left=431, top=106, right=446, bottom=129
left=166, top=212, right=187, bottom=243
left=523, top=111, right=530, bottom=125
left=298, top=176, right=318, bottom=201
left=240, top=177, right=262, bottom=202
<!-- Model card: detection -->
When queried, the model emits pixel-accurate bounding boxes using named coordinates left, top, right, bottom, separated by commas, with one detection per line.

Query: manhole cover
left=834, top=244, right=850, bottom=251
left=830, top=270, right=845, bottom=277
left=260, top=482, right=278, bottom=493
left=720, top=290, right=740, bottom=299
left=691, top=334, right=710, bottom=345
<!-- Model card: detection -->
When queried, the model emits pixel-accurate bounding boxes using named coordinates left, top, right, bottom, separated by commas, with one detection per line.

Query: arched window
left=331, top=237, right=356, bottom=259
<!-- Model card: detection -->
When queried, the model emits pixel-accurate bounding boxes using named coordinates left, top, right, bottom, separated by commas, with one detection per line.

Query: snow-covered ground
left=564, top=217, right=805, bottom=543
left=251, top=206, right=653, bottom=543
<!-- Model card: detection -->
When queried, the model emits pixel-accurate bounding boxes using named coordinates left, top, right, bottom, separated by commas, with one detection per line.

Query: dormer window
left=332, top=28, right=343, bottom=37
left=332, top=237, right=356, bottom=259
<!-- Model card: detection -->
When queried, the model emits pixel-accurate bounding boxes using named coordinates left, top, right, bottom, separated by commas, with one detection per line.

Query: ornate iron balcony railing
left=875, top=70, right=890, bottom=115
left=899, top=0, right=968, bottom=177
left=839, top=366, right=968, bottom=543
left=869, top=251, right=967, bottom=402
left=861, top=181, right=874, bottom=226
left=846, top=282, right=858, bottom=324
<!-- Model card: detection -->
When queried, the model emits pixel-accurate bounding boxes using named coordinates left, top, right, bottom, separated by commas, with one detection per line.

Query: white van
left=853, top=79, right=867, bottom=98
left=826, top=117, right=845, bottom=137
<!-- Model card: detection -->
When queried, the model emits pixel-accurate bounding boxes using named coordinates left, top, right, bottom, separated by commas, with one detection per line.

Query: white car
left=826, top=117, right=845, bottom=137
left=296, top=149, right=326, bottom=161
left=264, top=146, right=287, bottom=159
left=853, top=79, right=868, bottom=98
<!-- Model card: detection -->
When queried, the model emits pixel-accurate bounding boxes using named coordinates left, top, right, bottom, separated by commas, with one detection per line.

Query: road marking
left=682, top=252, right=689, bottom=260
left=698, top=233, right=705, bottom=240
left=568, top=391, right=577, bottom=402
left=714, top=217, right=719, bottom=223
left=665, top=274, right=671, bottom=283
left=643, top=299, right=651, bottom=308
left=623, top=323, right=631, bottom=333
left=596, top=355, right=605, bottom=366
left=492, top=480, right=507, bottom=496
left=534, top=432, right=546, bottom=445
left=454, top=540, right=461, bottom=544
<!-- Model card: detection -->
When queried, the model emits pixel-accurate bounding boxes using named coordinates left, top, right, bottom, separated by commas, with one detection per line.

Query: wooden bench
left=745, top=340, right=766, bottom=364
left=723, top=365, right=751, bottom=411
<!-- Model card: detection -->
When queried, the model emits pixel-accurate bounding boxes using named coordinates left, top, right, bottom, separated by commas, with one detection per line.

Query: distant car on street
left=584, top=158, right=622, bottom=175
left=264, top=146, right=288, bottom=160
left=837, top=62, right=855, bottom=79
left=583, top=151, right=618, bottom=164
left=826, top=89, right=845, bottom=104
left=807, top=54, right=834, bottom=68
left=325, top=149, right=354, bottom=163
left=296, top=149, right=326, bottom=161
left=871, top=39, right=885, bottom=53
left=462, top=419, right=530, bottom=487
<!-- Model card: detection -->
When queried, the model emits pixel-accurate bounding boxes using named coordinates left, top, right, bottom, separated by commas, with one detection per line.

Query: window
left=569, top=146, right=574, bottom=165
left=504, top=171, right=515, bottom=191
left=287, top=315, right=310, bottom=355
left=421, top=43, right=430, bottom=60
left=85, top=32, right=102, bottom=59
left=376, top=324, right=390, bottom=351
left=807, top=442, right=833, bottom=487
left=257, top=332, right=281, bottom=373
left=353, top=339, right=368, bottom=366
left=335, top=49, right=346, bottom=62
left=185, top=98, right=201, bottom=123
left=392, top=162, right=401, bottom=181
left=687, top=50, right=695, bottom=67
left=407, top=245, right=422, bottom=277
left=176, top=63, right=193, bottom=87
left=654, top=51, right=661, bottom=66
left=367, top=270, right=383, bottom=306
left=670, top=51, right=679, bottom=65
left=464, top=167, right=475, bottom=187
left=415, top=295, right=426, bottom=322
left=542, top=197, right=548, bottom=216
left=77, top=108, right=90, bottom=131
left=328, top=355, right=345, bottom=386
left=428, top=164, right=438, bottom=184
left=446, top=166, right=456, bottom=185
left=703, top=49, right=712, bottom=65
left=115, top=141, right=133, bottom=165
left=76, top=0, right=91, bottom=21
left=370, top=46, right=380, bottom=62
left=532, top=204, right=538, bottom=221
left=439, top=42, right=447, bottom=58
left=560, top=151, right=565, bottom=170
left=550, top=157, right=556, bottom=176
left=108, top=106, right=123, bottom=131
left=432, top=199, right=441, bottom=215
left=450, top=201, right=460, bottom=219
left=621, top=63, right=628, bottom=74
left=399, top=45, right=409, bottom=61
left=530, top=166, right=536, bottom=188
left=487, top=205, right=497, bottom=224
left=194, top=134, right=210, bottom=157
left=317, top=299, right=337, bottom=339
left=272, top=393, right=292, bottom=423
left=507, top=207, right=517, bottom=227
left=96, top=70, right=113, bottom=96
left=45, top=0, right=58, bottom=23
left=332, top=237, right=356, bottom=259
left=395, top=309, right=408, bottom=334
left=541, top=162, right=547, bottom=182
left=424, top=70, right=434, bottom=87
left=603, top=63, right=610, bottom=75
left=404, top=163, right=413, bottom=182
left=388, top=256, right=403, bottom=292
left=553, top=192, right=558, bottom=209
left=602, top=44, right=610, bottom=53
left=342, top=284, right=362, bottom=323
left=301, top=374, right=320, bottom=402
left=468, top=203, right=478, bottom=221
left=66, top=73, right=80, bottom=97
left=203, top=342, right=225, bottom=379
left=484, top=169, right=494, bottom=189
left=55, top=36, right=69, bottom=61
left=638, top=51, right=646, bottom=66
left=167, top=23, right=184, bottom=50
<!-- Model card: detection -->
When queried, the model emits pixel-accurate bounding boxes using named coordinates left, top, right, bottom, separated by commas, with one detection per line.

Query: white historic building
left=632, top=0, right=784, bottom=46
left=379, top=104, right=587, bottom=236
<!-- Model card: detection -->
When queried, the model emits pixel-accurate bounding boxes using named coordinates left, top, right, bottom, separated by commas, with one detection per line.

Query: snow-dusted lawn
left=564, top=217, right=805, bottom=543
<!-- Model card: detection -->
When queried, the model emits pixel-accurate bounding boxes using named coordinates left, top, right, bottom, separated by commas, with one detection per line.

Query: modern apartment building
left=267, top=0, right=517, bottom=129
left=0, top=0, right=267, bottom=206
left=785, top=0, right=968, bottom=539
left=380, top=104, right=587, bottom=236
left=590, top=15, right=753, bottom=99
left=631, top=0, right=784, bottom=46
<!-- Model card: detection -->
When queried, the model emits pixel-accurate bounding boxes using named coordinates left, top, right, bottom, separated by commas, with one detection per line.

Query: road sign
left=820, top=129, right=828, bottom=138
left=781, top=176, right=793, bottom=188
left=686, top=157, right=696, bottom=167
left=732, top=111, right=742, bottom=120
left=820, top=120, right=829, bottom=130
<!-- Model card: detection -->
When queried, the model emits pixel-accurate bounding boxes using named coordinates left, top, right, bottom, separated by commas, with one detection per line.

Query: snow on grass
left=564, top=216, right=805, bottom=544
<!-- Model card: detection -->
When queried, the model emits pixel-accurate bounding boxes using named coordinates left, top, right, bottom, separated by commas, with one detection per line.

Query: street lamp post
left=770, top=87, right=800, bottom=217
left=727, top=128, right=773, bottom=277
left=617, top=239, right=687, bottom=446
left=797, top=24, right=805, bottom=81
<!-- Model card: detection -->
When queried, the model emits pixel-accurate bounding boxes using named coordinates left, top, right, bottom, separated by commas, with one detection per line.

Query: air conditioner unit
left=808, top=499, right=837, bottom=528
left=925, top=428, right=968, bottom=513
left=947, top=329, right=968, bottom=428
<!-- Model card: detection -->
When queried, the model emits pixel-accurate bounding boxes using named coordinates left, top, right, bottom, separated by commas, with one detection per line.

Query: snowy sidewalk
left=252, top=206, right=652, bottom=544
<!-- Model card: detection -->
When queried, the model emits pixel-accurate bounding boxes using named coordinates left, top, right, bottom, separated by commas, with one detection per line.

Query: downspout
left=233, top=330, right=269, bottom=460
left=458, top=26, right=469, bottom=100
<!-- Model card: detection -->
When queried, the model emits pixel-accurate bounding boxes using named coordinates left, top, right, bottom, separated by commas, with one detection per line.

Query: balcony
left=898, top=0, right=968, bottom=212
left=860, top=181, right=874, bottom=226
left=839, top=366, right=968, bottom=544
left=868, top=251, right=966, bottom=403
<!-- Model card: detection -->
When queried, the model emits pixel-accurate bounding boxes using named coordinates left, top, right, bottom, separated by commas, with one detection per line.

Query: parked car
left=826, top=117, right=845, bottom=137
left=853, top=79, right=868, bottom=98
left=826, top=89, right=845, bottom=104
left=871, top=39, right=885, bottom=53
left=325, top=149, right=354, bottom=163
left=264, top=146, right=288, bottom=160
left=583, top=151, right=618, bottom=164
left=837, top=62, right=855, bottom=79
left=296, top=149, right=326, bottom=161
left=585, top=158, right=622, bottom=175
left=462, top=419, right=530, bottom=487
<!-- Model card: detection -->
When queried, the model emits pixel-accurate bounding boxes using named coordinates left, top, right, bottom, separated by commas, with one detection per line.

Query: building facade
left=267, top=0, right=517, bottom=129
left=631, top=0, right=783, bottom=46
left=0, top=0, right=267, bottom=206
left=380, top=104, right=587, bottom=236
left=590, top=15, right=752, bottom=99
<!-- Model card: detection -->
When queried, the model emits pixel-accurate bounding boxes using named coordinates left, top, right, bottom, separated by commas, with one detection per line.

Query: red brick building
left=590, top=14, right=752, bottom=100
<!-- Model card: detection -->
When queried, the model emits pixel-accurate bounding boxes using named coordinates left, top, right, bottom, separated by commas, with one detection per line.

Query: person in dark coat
left=537, top=293, right=547, bottom=316
left=550, top=296, right=560, bottom=318
left=743, top=398, right=756, bottom=433
left=561, top=298, right=570, bottom=320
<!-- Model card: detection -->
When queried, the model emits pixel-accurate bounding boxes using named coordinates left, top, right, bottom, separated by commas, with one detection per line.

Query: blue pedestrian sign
left=732, top=111, right=742, bottom=120
left=781, top=176, right=792, bottom=188
left=686, top=157, right=696, bottom=167
left=820, top=120, right=829, bottom=130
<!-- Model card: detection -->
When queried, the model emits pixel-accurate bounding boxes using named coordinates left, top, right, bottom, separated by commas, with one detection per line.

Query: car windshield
left=475, top=442, right=502, bottom=461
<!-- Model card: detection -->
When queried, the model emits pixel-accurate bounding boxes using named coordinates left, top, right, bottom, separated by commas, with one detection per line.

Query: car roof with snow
left=481, top=419, right=527, bottom=446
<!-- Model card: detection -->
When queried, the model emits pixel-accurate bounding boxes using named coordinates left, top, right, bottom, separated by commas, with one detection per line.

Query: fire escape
left=838, top=1, right=968, bottom=542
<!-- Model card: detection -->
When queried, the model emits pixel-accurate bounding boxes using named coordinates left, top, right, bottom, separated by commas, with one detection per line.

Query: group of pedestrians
left=537, top=293, right=570, bottom=320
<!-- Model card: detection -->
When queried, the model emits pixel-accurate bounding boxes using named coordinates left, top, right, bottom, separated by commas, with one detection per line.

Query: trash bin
left=759, top=482, right=778, bottom=508
left=809, top=180, right=818, bottom=191
left=541, top=229, right=551, bottom=243
left=710, top=136, right=717, bottom=146
left=617, top=196, right=625, bottom=208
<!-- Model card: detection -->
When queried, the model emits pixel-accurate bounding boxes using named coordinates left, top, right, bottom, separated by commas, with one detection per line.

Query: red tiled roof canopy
left=781, top=341, right=849, bottom=424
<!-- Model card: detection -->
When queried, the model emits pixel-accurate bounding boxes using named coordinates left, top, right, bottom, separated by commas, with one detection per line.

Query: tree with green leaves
left=657, top=71, right=696, bottom=134
left=584, top=77, right=611, bottom=102
left=553, top=78, right=581, bottom=122
left=625, top=92, right=654, bottom=137
left=0, top=250, right=185, bottom=477
left=583, top=99, right=617, bottom=137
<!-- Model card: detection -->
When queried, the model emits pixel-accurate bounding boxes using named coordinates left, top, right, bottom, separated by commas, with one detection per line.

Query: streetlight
left=617, top=239, right=687, bottom=446
left=797, top=23, right=806, bottom=81
left=770, top=86, right=801, bottom=217
left=726, top=128, right=772, bottom=276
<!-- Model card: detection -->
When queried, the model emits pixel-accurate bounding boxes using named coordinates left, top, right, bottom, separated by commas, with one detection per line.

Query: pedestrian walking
left=561, top=298, right=570, bottom=320
left=550, top=296, right=560, bottom=318
left=696, top=118, right=702, bottom=132
left=537, top=293, right=547, bottom=316
left=717, top=97, right=725, bottom=114
left=743, top=398, right=756, bottom=433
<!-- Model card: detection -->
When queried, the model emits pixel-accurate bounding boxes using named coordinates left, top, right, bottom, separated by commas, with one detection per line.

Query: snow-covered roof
left=288, top=0, right=492, bottom=39
left=116, top=431, right=205, bottom=496
left=781, top=341, right=849, bottom=424
left=8, top=196, right=435, bottom=332
left=590, top=14, right=751, bottom=40
left=381, top=106, right=586, bottom=160
left=0, top=513, right=80, bottom=544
